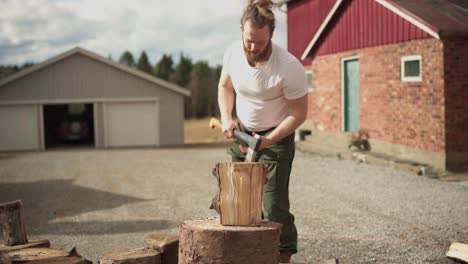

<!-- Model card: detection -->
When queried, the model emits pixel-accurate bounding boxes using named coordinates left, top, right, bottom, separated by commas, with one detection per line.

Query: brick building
left=286, top=0, right=468, bottom=171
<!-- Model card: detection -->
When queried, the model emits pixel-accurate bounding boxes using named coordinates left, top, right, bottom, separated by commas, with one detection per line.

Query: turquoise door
left=344, top=59, right=360, bottom=132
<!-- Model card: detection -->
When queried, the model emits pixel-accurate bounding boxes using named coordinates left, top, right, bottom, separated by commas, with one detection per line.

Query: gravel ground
left=0, top=146, right=466, bottom=263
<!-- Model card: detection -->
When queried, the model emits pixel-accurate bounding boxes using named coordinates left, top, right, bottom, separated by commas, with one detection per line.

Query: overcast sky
left=0, top=0, right=287, bottom=67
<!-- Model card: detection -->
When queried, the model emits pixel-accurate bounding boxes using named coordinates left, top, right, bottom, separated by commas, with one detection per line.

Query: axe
left=209, top=118, right=262, bottom=162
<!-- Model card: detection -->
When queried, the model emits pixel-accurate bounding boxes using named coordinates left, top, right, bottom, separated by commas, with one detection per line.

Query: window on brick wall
left=306, top=70, right=313, bottom=92
left=401, top=55, right=422, bottom=82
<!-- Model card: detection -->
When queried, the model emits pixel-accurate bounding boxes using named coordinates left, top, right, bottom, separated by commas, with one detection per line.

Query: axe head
left=244, top=134, right=261, bottom=162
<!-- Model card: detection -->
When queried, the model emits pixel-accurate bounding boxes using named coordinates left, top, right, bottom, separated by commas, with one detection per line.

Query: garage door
left=0, top=104, right=40, bottom=151
left=104, top=101, right=159, bottom=147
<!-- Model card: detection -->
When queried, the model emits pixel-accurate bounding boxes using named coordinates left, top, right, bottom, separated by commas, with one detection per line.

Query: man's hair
left=241, top=0, right=275, bottom=34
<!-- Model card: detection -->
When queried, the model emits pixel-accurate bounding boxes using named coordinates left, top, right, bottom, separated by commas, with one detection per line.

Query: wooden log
left=446, top=242, right=468, bottom=263
left=0, top=239, right=50, bottom=254
left=0, top=200, right=28, bottom=246
left=26, top=247, right=92, bottom=264
left=318, top=258, right=339, bottom=264
left=99, top=248, right=161, bottom=264
left=178, top=218, right=282, bottom=264
left=215, top=162, right=268, bottom=226
left=1, top=247, right=69, bottom=263
left=144, top=233, right=178, bottom=264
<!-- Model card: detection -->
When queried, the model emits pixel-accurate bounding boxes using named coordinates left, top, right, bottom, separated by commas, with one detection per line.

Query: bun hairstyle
left=241, top=0, right=276, bottom=33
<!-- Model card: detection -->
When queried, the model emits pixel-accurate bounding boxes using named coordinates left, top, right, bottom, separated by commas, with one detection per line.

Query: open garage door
left=43, top=103, right=95, bottom=148
left=0, top=105, right=40, bottom=151
left=104, top=101, right=159, bottom=147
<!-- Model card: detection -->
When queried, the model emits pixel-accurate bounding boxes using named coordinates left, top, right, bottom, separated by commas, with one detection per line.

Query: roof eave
left=0, top=47, right=192, bottom=97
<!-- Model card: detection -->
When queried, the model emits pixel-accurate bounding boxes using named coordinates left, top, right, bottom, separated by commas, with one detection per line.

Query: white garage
left=0, top=47, right=190, bottom=151
left=0, top=104, right=41, bottom=151
left=104, top=100, right=159, bottom=147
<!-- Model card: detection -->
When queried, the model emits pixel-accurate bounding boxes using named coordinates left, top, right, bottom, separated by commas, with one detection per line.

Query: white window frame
left=305, top=70, right=313, bottom=92
left=401, top=55, right=422, bottom=82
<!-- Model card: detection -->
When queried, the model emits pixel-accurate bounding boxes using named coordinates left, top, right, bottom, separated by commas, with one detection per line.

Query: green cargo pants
left=227, top=123, right=298, bottom=254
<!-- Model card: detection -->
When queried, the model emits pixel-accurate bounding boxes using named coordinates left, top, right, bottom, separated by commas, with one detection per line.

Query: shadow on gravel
left=32, top=220, right=176, bottom=235
left=0, top=179, right=175, bottom=236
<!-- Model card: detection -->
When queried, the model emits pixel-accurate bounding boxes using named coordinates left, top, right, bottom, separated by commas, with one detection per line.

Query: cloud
left=0, top=0, right=287, bottom=66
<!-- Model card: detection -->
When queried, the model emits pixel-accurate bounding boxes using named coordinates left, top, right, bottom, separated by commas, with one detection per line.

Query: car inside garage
left=43, top=103, right=95, bottom=148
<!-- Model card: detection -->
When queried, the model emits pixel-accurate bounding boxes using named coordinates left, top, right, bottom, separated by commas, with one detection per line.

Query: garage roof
left=0, top=47, right=191, bottom=97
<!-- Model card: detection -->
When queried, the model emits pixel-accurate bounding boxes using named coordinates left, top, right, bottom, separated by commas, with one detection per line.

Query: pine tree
left=154, top=54, right=174, bottom=81
left=137, top=51, right=153, bottom=74
left=118, top=50, right=135, bottom=67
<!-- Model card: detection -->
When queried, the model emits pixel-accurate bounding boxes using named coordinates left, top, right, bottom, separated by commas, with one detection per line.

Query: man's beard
left=243, top=40, right=272, bottom=64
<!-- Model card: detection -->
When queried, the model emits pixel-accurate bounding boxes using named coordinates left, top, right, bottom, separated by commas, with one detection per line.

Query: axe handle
left=209, top=117, right=223, bottom=130
left=209, top=118, right=250, bottom=146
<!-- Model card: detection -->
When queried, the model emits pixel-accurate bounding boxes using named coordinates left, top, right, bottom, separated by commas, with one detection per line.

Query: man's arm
left=259, top=94, right=308, bottom=150
left=218, top=73, right=238, bottom=138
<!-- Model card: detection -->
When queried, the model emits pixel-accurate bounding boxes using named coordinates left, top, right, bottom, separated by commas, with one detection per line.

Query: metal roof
left=300, top=0, right=468, bottom=59
left=0, top=47, right=191, bottom=97
left=388, top=0, right=468, bottom=37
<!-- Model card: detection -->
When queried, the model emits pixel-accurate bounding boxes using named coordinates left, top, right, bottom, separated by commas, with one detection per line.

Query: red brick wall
left=307, top=38, right=446, bottom=152
left=444, top=38, right=468, bottom=153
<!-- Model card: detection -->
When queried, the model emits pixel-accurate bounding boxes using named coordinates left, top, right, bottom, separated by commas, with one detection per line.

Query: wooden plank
left=1, top=247, right=69, bottom=263
left=446, top=242, right=468, bottom=263
left=0, top=239, right=50, bottom=254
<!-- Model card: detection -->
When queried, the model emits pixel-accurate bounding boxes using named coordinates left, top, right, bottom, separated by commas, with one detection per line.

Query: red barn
left=286, top=0, right=468, bottom=172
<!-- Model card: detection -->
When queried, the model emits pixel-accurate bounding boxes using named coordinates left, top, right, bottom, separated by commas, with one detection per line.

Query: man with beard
left=217, top=0, right=308, bottom=262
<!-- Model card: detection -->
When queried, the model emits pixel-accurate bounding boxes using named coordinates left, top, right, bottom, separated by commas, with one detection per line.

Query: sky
left=0, top=0, right=288, bottom=67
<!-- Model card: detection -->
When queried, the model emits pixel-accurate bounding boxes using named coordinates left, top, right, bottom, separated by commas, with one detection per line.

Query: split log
left=0, top=247, right=69, bottom=263
left=0, top=239, right=50, bottom=254
left=215, top=162, right=268, bottom=226
left=179, top=218, right=282, bottom=264
left=446, top=242, right=468, bottom=263
left=144, top=233, right=178, bottom=264
left=319, top=258, right=339, bottom=264
left=0, top=200, right=28, bottom=246
left=99, top=248, right=161, bottom=264
left=26, top=247, right=92, bottom=264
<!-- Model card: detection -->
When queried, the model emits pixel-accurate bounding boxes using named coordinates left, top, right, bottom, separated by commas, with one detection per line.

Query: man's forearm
left=218, top=84, right=235, bottom=123
left=261, top=94, right=308, bottom=149
left=265, top=114, right=304, bottom=144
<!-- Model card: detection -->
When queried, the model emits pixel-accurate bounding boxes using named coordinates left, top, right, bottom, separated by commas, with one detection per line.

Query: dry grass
left=184, top=118, right=231, bottom=144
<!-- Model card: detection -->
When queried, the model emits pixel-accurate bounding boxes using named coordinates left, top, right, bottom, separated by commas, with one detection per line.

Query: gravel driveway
left=0, top=146, right=466, bottom=263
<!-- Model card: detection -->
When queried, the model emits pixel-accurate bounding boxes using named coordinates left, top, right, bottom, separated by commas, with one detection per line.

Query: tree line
left=0, top=50, right=224, bottom=119
left=116, top=50, right=222, bottom=119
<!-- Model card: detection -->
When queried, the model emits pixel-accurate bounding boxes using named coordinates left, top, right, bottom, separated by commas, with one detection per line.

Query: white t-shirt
left=221, top=40, right=308, bottom=132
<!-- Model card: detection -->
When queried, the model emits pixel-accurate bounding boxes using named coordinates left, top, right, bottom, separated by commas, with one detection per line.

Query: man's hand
left=239, top=133, right=275, bottom=154
left=222, top=119, right=238, bottom=139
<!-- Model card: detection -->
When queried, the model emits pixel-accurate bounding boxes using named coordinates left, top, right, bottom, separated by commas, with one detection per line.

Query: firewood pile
left=0, top=200, right=178, bottom=264
left=2, top=199, right=466, bottom=264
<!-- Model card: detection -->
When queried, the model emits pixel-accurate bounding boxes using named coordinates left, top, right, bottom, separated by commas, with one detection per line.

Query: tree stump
left=0, top=247, right=69, bottom=263
left=215, top=162, right=268, bottom=226
left=144, top=233, right=178, bottom=264
left=178, top=218, right=282, bottom=264
left=0, top=200, right=28, bottom=246
left=99, top=248, right=161, bottom=264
